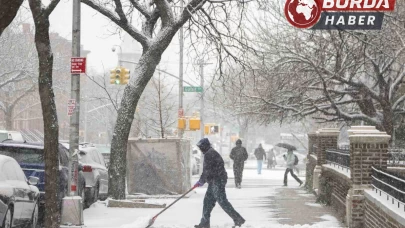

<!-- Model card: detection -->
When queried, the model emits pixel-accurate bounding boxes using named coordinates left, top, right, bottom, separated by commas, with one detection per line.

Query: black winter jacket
left=198, top=147, right=228, bottom=184
left=230, top=146, right=248, bottom=164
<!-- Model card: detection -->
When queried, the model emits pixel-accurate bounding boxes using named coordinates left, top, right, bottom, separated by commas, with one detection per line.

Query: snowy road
left=83, top=163, right=344, bottom=228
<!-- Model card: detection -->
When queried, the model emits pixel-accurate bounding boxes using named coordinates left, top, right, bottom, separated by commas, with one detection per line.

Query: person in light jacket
left=283, top=149, right=303, bottom=186
left=254, top=144, right=266, bottom=174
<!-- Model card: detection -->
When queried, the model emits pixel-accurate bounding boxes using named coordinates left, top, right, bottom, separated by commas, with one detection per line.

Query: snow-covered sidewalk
left=83, top=168, right=343, bottom=228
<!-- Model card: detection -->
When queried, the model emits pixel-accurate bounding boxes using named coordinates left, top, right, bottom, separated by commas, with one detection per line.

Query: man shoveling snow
left=194, top=138, right=246, bottom=228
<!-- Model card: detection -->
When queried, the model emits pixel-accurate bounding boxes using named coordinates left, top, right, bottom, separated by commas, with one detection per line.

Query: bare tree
left=140, top=71, right=177, bottom=138
left=80, top=0, right=254, bottom=199
left=0, top=22, right=38, bottom=130
left=224, top=1, right=405, bottom=139
left=28, top=0, right=61, bottom=227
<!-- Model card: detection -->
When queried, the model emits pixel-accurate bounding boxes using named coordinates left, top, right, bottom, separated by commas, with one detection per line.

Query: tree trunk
left=108, top=47, right=166, bottom=199
left=0, top=0, right=24, bottom=36
left=29, top=2, right=60, bottom=227
left=5, top=110, right=12, bottom=130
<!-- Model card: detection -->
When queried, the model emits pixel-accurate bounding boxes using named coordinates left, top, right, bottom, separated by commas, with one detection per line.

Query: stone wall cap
left=349, top=134, right=391, bottom=143
left=316, top=128, right=340, bottom=136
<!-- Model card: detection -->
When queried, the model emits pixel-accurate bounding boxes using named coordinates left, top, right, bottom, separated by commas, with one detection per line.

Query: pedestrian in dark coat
left=267, top=148, right=276, bottom=169
left=254, top=144, right=266, bottom=174
left=194, top=138, right=245, bottom=228
left=230, top=139, right=248, bottom=189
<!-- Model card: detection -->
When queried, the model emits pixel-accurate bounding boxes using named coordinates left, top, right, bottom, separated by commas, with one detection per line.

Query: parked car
left=0, top=141, right=86, bottom=222
left=0, top=154, right=40, bottom=228
left=0, top=130, right=24, bottom=142
left=62, top=143, right=108, bottom=207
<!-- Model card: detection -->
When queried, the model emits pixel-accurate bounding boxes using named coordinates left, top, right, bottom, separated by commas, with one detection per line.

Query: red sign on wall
left=70, top=57, right=86, bottom=74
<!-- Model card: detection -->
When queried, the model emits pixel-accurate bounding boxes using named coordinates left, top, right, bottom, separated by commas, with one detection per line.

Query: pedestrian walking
left=254, top=144, right=266, bottom=174
left=267, top=148, right=276, bottom=169
left=230, top=139, right=248, bottom=189
left=194, top=138, right=246, bottom=228
left=283, top=149, right=303, bottom=186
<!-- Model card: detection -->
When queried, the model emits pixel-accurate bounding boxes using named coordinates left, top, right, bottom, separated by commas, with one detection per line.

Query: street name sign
left=70, top=57, right=86, bottom=74
left=184, top=86, right=203, bottom=92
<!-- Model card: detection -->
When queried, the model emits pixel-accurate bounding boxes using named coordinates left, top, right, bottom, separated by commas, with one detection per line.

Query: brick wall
left=364, top=197, right=405, bottom=228
left=317, top=134, right=338, bottom=166
left=350, top=142, right=389, bottom=185
left=320, top=167, right=351, bottom=221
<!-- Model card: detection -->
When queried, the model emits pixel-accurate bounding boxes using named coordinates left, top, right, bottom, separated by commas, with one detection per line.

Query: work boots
left=233, top=218, right=246, bottom=227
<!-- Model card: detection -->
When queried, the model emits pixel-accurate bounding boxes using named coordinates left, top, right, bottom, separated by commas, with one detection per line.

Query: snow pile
left=119, top=216, right=151, bottom=228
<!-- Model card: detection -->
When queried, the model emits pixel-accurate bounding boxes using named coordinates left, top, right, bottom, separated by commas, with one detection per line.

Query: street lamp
left=112, top=45, right=122, bottom=66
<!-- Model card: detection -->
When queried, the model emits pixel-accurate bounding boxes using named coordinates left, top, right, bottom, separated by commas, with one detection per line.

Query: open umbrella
left=275, top=143, right=297, bottom=151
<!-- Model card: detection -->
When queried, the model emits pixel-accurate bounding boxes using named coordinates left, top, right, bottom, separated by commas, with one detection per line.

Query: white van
left=0, top=130, right=25, bottom=142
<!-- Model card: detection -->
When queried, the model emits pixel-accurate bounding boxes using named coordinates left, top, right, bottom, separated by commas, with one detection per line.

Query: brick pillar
left=346, top=126, right=390, bottom=228
left=306, top=132, right=317, bottom=190
left=307, top=132, right=317, bottom=155
left=313, top=128, right=339, bottom=194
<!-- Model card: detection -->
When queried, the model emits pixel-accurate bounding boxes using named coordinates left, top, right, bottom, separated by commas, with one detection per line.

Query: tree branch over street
left=81, top=0, right=254, bottom=199
left=222, top=1, right=405, bottom=140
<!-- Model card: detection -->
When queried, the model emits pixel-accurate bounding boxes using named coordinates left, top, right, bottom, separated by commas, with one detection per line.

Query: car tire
left=2, top=207, right=12, bottom=228
left=93, top=183, right=99, bottom=203
left=81, top=187, right=89, bottom=209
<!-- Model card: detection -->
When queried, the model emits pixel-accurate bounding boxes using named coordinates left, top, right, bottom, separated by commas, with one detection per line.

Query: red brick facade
left=364, top=196, right=405, bottom=228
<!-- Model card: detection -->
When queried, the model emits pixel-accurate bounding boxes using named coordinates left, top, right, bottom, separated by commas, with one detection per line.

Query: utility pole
left=199, top=62, right=204, bottom=140
left=178, top=0, right=184, bottom=138
left=68, top=0, right=81, bottom=197
left=197, top=60, right=211, bottom=175
left=197, top=60, right=212, bottom=139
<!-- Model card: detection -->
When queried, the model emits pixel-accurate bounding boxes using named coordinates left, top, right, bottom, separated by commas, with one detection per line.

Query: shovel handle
left=152, top=186, right=197, bottom=218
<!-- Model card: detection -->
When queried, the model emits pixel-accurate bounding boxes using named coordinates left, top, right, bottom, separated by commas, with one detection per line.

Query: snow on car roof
left=0, top=141, right=44, bottom=149
left=0, top=154, right=17, bottom=166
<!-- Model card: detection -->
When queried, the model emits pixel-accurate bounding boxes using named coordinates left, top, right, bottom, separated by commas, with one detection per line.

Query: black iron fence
left=372, top=167, right=405, bottom=210
left=388, top=148, right=405, bottom=167
left=325, top=147, right=350, bottom=171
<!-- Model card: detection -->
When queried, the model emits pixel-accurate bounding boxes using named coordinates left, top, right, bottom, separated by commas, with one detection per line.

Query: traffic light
left=110, top=67, right=121, bottom=84
left=122, top=68, right=130, bottom=84
left=204, top=124, right=219, bottom=135
left=189, top=118, right=200, bottom=131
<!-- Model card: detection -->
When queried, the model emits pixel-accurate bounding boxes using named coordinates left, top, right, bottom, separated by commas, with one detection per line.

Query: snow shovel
left=146, top=186, right=197, bottom=228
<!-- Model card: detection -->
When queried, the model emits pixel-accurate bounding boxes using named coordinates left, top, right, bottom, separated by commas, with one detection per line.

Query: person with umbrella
left=193, top=138, right=246, bottom=228
left=254, top=144, right=266, bottom=174
left=230, top=139, right=248, bottom=188
left=276, top=143, right=303, bottom=187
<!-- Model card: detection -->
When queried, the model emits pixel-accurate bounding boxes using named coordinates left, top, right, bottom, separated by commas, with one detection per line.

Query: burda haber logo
left=284, top=0, right=396, bottom=30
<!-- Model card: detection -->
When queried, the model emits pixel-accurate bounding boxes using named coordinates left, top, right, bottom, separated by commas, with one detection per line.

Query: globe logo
left=284, top=0, right=321, bottom=28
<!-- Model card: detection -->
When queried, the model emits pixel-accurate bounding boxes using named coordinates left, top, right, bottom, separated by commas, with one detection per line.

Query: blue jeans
left=199, top=179, right=244, bottom=226
left=257, top=160, right=263, bottom=174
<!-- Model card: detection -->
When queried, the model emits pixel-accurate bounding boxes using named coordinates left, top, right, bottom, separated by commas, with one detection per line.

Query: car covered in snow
left=0, top=141, right=86, bottom=221
left=0, top=154, right=40, bottom=228
left=0, top=130, right=25, bottom=143
left=62, top=143, right=108, bottom=208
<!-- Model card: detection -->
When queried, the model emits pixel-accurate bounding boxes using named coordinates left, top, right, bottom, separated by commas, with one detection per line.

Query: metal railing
left=388, top=148, right=405, bottom=167
left=325, top=147, right=350, bottom=171
left=372, top=167, right=405, bottom=210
